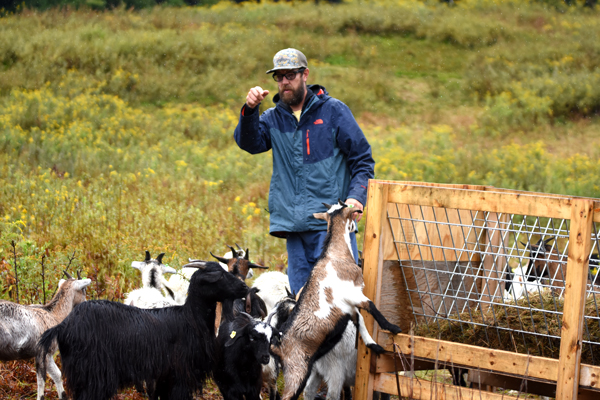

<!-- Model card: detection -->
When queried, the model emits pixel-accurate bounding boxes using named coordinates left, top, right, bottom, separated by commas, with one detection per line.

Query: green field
left=1, top=0, right=600, bottom=305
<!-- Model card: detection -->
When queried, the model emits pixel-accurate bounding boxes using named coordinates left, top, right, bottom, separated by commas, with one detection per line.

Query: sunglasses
left=272, top=68, right=305, bottom=82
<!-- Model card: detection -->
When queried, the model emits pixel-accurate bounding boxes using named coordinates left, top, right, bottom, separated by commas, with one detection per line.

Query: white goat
left=0, top=271, right=91, bottom=400
left=252, top=270, right=291, bottom=314
left=124, top=251, right=179, bottom=308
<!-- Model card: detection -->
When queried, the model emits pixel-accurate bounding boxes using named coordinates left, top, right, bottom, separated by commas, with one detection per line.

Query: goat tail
left=38, top=324, right=61, bottom=361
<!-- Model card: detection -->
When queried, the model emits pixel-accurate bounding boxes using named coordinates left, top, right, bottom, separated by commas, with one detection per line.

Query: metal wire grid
left=387, top=203, right=600, bottom=363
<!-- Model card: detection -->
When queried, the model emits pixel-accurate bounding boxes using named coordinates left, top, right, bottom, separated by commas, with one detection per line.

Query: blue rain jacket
left=234, top=85, right=375, bottom=237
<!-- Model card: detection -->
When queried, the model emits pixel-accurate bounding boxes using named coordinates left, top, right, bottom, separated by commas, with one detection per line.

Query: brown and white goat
left=271, top=200, right=402, bottom=400
left=521, top=238, right=566, bottom=291
left=211, top=244, right=269, bottom=281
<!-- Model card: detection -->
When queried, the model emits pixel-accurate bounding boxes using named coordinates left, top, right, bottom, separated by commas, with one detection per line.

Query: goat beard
left=279, top=84, right=306, bottom=108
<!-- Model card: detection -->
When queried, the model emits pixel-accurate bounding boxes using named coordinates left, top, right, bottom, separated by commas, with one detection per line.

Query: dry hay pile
left=414, top=291, right=600, bottom=365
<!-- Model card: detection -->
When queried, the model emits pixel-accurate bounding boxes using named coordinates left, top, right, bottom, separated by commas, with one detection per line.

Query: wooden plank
left=386, top=182, right=575, bottom=220
left=556, top=199, right=595, bottom=400
left=379, top=333, right=558, bottom=383
left=373, top=372, right=519, bottom=399
left=468, top=370, right=556, bottom=397
left=378, top=333, right=600, bottom=392
left=355, top=181, right=389, bottom=400
left=478, top=212, right=509, bottom=314
left=380, top=180, right=600, bottom=222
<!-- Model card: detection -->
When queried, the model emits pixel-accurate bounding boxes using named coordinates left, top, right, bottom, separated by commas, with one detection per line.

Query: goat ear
left=249, top=262, right=269, bottom=270
left=145, top=251, right=151, bottom=262
left=75, top=279, right=92, bottom=290
left=211, top=252, right=230, bottom=264
left=201, top=269, right=224, bottom=283
left=131, top=261, right=145, bottom=270
left=313, top=212, right=327, bottom=221
left=163, top=265, right=177, bottom=274
left=156, top=253, right=165, bottom=264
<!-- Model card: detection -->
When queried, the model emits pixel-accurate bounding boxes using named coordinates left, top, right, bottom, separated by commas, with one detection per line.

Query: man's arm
left=234, top=86, right=272, bottom=154
left=334, top=102, right=375, bottom=222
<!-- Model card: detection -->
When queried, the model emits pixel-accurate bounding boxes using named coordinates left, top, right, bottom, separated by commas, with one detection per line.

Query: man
left=234, top=48, right=375, bottom=295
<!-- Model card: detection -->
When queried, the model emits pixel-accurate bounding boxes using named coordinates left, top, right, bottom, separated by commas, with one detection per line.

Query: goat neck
left=40, top=278, right=91, bottom=322
left=314, top=205, right=359, bottom=264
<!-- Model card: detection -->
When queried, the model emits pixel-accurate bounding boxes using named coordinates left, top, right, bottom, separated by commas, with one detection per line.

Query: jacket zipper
left=306, top=129, right=310, bottom=155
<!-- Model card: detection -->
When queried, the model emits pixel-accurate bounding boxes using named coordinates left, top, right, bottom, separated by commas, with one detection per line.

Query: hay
left=413, top=291, right=600, bottom=365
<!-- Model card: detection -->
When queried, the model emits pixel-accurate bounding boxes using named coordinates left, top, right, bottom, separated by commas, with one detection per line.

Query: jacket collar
left=273, top=85, right=328, bottom=116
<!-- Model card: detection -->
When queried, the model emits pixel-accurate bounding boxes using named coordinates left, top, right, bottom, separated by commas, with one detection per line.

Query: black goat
left=214, top=312, right=281, bottom=400
left=38, top=261, right=248, bottom=400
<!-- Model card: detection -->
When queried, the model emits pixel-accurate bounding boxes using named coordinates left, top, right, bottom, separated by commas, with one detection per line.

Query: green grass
left=0, top=0, right=599, bottom=306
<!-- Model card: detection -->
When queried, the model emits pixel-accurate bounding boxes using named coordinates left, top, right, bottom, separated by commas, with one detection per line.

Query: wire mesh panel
left=385, top=203, right=600, bottom=365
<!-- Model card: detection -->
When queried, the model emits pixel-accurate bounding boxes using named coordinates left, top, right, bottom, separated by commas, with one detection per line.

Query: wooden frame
left=354, top=180, right=600, bottom=400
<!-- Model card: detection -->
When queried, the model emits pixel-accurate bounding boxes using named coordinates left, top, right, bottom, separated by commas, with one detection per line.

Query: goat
left=124, top=251, right=179, bottom=308
left=503, top=266, right=542, bottom=301
left=252, top=270, right=292, bottom=314
left=211, top=245, right=269, bottom=281
left=520, top=238, right=566, bottom=290
left=0, top=271, right=91, bottom=400
left=271, top=200, right=402, bottom=400
left=214, top=312, right=281, bottom=400
left=37, top=261, right=248, bottom=400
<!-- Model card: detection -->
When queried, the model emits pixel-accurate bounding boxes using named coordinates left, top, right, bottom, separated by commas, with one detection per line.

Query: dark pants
left=286, top=231, right=359, bottom=295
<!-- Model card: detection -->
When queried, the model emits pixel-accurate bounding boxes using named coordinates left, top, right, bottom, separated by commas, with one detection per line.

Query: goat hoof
left=389, top=324, right=402, bottom=335
left=368, top=343, right=386, bottom=355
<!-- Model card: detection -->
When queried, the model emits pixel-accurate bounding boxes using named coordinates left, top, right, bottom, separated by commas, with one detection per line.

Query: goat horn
left=338, top=198, right=345, bottom=206
left=145, top=251, right=151, bottom=262
left=544, top=238, right=555, bottom=245
left=211, top=252, right=230, bottom=264
left=156, top=253, right=165, bottom=264
left=182, top=261, right=207, bottom=270
left=227, top=245, right=238, bottom=257
left=77, top=270, right=82, bottom=279
left=235, top=243, right=243, bottom=250
left=63, top=270, right=73, bottom=279
left=244, top=249, right=250, bottom=261
left=322, top=202, right=332, bottom=210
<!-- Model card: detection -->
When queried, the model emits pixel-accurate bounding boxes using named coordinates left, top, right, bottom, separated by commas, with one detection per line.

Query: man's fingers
left=246, top=87, right=270, bottom=109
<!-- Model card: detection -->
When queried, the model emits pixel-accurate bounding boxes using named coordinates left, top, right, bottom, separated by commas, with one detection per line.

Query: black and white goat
left=271, top=200, right=401, bottom=400
left=37, top=261, right=248, bottom=400
left=124, top=251, right=179, bottom=308
left=0, top=271, right=91, bottom=400
left=214, top=312, right=280, bottom=400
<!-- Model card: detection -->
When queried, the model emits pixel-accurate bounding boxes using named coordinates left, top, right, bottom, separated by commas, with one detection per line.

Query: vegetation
left=0, top=1, right=599, bottom=396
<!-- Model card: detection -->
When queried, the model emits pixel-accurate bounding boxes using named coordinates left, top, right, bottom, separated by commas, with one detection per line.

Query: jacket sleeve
left=333, top=102, right=375, bottom=207
left=234, top=104, right=272, bottom=154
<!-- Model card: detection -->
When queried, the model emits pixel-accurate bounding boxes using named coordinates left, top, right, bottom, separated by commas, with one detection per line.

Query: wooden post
left=556, top=199, right=594, bottom=400
left=355, top=181, right=389, bottom=400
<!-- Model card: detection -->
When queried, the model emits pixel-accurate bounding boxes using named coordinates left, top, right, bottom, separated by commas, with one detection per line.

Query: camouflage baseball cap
left=266, top=48, right=308, bottom=74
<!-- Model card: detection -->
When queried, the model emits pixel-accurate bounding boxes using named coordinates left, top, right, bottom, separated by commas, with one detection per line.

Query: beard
left=279, top=84, right=306, bottom=108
